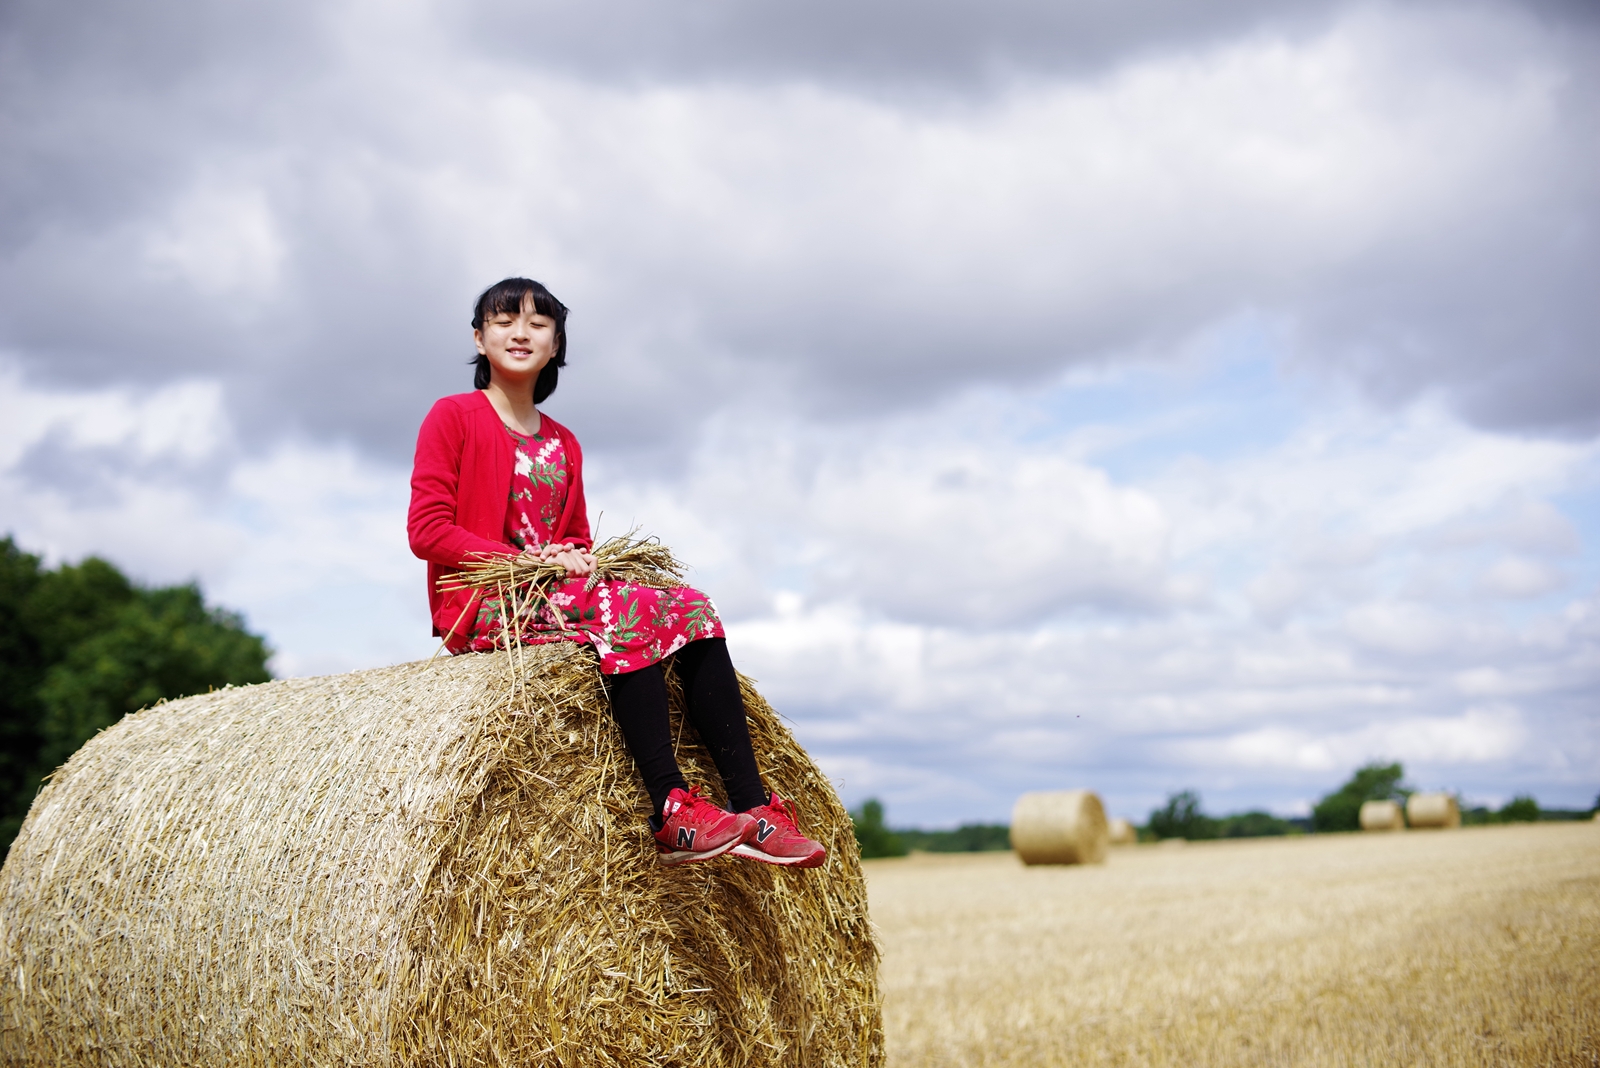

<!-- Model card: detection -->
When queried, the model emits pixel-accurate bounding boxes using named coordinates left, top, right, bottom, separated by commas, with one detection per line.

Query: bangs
left=473, top=278, right=567, bottom=329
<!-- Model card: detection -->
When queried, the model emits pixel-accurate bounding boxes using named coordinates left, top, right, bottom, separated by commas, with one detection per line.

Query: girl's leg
left=672, top=637, right=769, bottom=812
left=605, top=663, right=688, bottom=817
left=674, top=638, right=824, bottom=867
left=608, top=659, right=755, bottom=866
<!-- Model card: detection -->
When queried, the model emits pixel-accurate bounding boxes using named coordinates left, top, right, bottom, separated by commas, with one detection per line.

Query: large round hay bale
left=1359, top=799, right=1405, bottom=831
left=0, top=644, right=881, bottom=1067
left=1010, top=790, right=1108, bottom=865
left=1406, top=791, right=1461, bottom=829
left=1106, top=817, right=1137, bottom=845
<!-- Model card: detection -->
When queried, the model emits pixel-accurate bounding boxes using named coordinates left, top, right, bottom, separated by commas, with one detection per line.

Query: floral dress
left=464, top=423, right=724, bottom=674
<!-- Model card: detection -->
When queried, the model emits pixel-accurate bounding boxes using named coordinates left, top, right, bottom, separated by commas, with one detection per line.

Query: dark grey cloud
left=8, top=0, right=1597, bottom=827
left=2, top=0, right=1598, bottom=471
left=455, top=0, right=1346, bottom=92
left=12, top=433, right=228, bottom=508
left=1291, top=125, right=1600, bottom=437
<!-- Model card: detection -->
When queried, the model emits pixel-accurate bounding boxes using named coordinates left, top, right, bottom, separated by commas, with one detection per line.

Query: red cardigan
left=407, top=390, right=592, bottom=647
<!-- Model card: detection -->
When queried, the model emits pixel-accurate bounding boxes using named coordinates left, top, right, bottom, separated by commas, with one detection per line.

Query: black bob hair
left=471, top=278, right=569, bottom=403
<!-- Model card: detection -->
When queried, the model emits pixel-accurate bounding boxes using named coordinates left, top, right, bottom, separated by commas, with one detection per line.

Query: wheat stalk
left=436, top=528, right=689, bottom=621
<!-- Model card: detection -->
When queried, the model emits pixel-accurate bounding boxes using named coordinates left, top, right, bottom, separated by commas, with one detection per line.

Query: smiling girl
left=407, top=278, right=825, bottom=868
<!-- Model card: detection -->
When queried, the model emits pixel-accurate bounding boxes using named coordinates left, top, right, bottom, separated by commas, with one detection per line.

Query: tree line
left=851, top=762, right=1599, bottom=858
left=0, top=537, right=272, bottom=854
left=1303, top=761, right=1595, bottom=833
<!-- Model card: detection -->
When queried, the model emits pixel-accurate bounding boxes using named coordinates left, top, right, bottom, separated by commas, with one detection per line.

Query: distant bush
left=896, top=824, right=1011, bottom=853
left=1535, top=808, right=1595, bottom=822
left=850, top=798, right=908, bottom=858
left=1149, top=789, right=1218, bottom=840
left=1217, top=810, right=1292, bottom=838
left=851, top=802, right=1009, bottom=856
left=1312, top=762, right=1409, bottom=833
left=1499, top=795, right=1540, bottom=823
left=1464, top=795, right=1568, bottom=825
left=1144, top=791, right=1296, bottom=841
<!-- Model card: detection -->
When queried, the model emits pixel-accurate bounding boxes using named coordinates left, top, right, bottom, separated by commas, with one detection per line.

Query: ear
left=473, top=328, right=487, bottom=356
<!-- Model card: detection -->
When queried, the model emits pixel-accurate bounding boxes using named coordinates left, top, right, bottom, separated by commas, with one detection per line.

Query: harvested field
left=867, top=822, right=1600, bottom=1067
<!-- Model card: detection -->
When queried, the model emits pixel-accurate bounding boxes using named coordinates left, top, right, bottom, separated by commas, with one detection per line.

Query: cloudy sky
left=3, top=0, right=1597, bottom=825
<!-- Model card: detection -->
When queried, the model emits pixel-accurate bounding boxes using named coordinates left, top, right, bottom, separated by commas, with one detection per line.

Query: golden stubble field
left=865, top=822, right=1600, bottom=1067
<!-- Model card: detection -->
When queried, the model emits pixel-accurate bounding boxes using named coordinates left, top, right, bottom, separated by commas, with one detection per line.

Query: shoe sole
left=730, top=843, right=826, bottom=868
left=656, top=834, right=747, bottom=867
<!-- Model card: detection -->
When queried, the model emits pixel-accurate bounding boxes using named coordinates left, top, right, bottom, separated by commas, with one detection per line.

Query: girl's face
left=475, top=296, right=559, bottom=385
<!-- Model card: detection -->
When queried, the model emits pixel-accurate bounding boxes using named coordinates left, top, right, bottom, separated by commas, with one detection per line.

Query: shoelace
left=764, top=795, right=800, bottom=833
left=673, top=785, right=720, bottom=821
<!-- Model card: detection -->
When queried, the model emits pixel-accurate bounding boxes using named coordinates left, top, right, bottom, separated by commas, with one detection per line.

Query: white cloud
left=143, top=181, right=286, bottom=295
left=1478, top=555, right=1565, bottom=600
left=0, top=366, right=229, bottom=466
left=3, top=0, right=1598, bottom=824
left=0, top=364, right=434, bottom=677
left=1184, top=705, right=1528, bottom=773
left=3, top=352, right=1595, bottom=822
left=8, top=1, right=1595, bottom=449
left=592, top=369, right=1600, bottom=819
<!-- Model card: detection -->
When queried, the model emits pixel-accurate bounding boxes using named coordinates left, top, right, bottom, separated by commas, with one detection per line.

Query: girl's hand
left=521, top=542, right=596, bottom=577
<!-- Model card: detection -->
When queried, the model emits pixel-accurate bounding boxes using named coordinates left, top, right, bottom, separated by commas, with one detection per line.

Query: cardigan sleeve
left=408, top=398, right=518, bottom=568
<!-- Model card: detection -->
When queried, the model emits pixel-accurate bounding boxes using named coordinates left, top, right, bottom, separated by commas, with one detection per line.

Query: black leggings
left=605, top=637, right=769, bottom=817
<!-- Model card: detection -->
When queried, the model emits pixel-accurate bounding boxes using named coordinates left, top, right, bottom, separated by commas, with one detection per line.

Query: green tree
left=1149, top=790, right=1219, bottom=840
left=1217, top=810, right=1290, bottom=838
left=0, top=538, right=271, bottom=852
left=1498, top=795, right=1539, bottom=823
left=850, top=798, right=908, bottom=858
left=897, top=823, right=1012, bottom=852
left=1312, top=762, right=1409, bottom=833
left=0, top=541, right=48, bottom=848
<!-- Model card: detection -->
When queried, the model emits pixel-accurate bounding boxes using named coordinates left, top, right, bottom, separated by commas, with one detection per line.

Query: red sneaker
left=732, top=794, right=827, bottom=868
left=653, top=786, right=756, bottom=866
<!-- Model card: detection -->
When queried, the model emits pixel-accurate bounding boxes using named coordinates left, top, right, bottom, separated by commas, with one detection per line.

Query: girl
left=408, top=277, right=825, bottom=869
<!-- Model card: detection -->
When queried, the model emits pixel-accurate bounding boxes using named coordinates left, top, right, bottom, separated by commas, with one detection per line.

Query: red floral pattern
left=465, top=424, right=724, bottom=673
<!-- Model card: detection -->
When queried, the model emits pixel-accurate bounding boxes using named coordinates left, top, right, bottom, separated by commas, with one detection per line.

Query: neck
left=483, top=374, right=541, bottom=435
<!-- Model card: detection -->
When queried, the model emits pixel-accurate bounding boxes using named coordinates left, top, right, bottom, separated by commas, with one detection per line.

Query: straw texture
left=0, top=644, right=881, bottom=1067
left=1358, top=800, right=1405, bottom=832
left=1406, top=792, right=1462, bottom=830
left=1009, top=791, right=1108, bottom=866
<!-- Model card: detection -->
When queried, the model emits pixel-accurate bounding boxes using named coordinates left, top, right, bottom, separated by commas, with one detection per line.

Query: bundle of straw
left=0, top=639, right=881, bottom=1064
left=437, top=529, right=688, bottom=642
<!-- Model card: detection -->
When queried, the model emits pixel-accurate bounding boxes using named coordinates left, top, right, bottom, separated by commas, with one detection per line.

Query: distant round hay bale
left=1406, top=792, right=1461, bottom=829
left=1010, top=790, right=1108, bottom=865
left=1359, top=799, right=1405, bottom=831
left=0, top=645, right=881, bottom=1067
left=1107, top=817, right=1137, bottom=845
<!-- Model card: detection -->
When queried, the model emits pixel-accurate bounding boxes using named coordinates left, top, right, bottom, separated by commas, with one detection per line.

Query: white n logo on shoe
left=754, top=819, right=777, bottom=843
left=676, top=827, right=697, bottom=849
